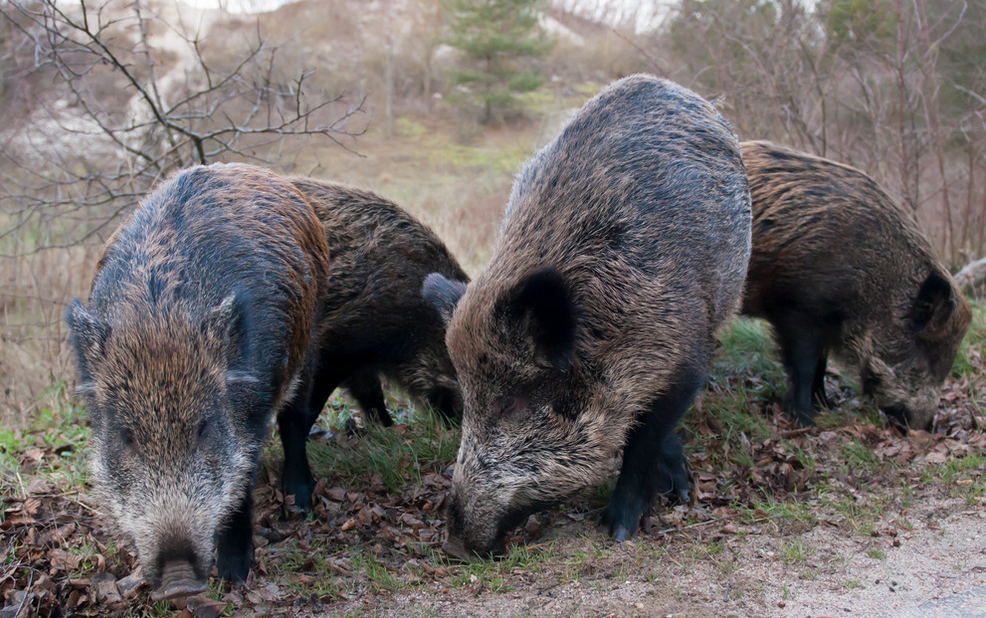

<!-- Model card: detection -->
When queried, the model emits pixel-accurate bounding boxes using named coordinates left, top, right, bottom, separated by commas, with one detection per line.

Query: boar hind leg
left=811, top=353, right=831, bottom=409
left=426, top=387, right=461, bottom=426
left=216, top=490, right=254, bottom=582
left=775, top=321, right=829, bottom=426
left=600, top=366, right=705, bottom=542
left=343, top=369, right=394, bottom=427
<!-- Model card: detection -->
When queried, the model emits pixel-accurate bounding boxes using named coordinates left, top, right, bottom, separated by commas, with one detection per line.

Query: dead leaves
left=2, top=367, right=984, bottom=617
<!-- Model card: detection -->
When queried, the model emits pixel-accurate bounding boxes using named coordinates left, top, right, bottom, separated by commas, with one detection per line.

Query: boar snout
left=148, top=536, right=211, bottom=601
left=150, top=562, right=208, bottom=601
left=441, top=534, right=478, bottom=563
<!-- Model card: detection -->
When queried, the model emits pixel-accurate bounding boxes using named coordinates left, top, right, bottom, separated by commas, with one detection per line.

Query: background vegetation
left=0, top=0, right=984, bottom=615
left=1, top=0, right=984, bottom=420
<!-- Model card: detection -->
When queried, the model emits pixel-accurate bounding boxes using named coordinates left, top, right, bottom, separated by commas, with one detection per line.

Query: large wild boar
left=740, top=140, right=972, bottom=429
left=66, top=163, right=330, bottom=600
left=423, top=74, right=752, bottom=559
left=278, top=178, right=469, bottom=513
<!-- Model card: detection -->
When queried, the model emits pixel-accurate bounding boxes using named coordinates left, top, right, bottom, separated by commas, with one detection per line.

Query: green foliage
left=443, top=0, right=554, bottom=123
left=668, top=0, right=783, bottom=91
left=298, top=402, right=459, bottom=493
left=779, top=538, right=811, bottom=565
left=951, top=301, right=986, bottom=379
left=825, top=0, right=895, bottom=50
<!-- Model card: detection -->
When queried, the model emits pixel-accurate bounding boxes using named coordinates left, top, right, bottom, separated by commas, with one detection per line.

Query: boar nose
left=150, top=560, right=208, bottom=601
left=882, top=405, right=932, bottom=431
left=442, top=534, right=478, bottom=563
left=150, top=537, right=209, bottom=601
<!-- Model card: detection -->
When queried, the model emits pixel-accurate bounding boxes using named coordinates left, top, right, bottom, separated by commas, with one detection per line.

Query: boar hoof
left=791, top=410, right=816, bottom=427
left=782, top=400, right=817, bottom=427
left=281, top=475, right=315, bottom=515
left=150, top=562, right=208, bottom=601
left=216, top=550, right=251, bottom=583
left=610, top=525, right=633, bottom=542
left=599, top=502, right=644, bottom=541
left=284, top=491, right=313, bottom=515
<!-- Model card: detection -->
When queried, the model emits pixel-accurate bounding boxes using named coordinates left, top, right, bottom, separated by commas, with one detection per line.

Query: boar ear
left=508, top=268, right=576, bottom=372
left=422, top=273, right=467, bottom=325
left=66, top=299, right=109, bottom=366
left=912, top=272, right=956, bottom=336
left=203, top=290, right=252, bottom=370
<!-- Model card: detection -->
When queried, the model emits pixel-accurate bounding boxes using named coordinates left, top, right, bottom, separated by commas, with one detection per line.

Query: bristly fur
left=741, top=140, right=972, bottom=429
left=290, top=177, right=468, bottom=424
left=66, top=163, right=330, bottom=594
left=433, top=74, right=752, bottom=557
left=271, top=177, right=470, bottom=514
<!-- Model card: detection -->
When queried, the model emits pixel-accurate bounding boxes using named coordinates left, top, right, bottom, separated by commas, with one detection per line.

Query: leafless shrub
left=0, top=0, right=368, bottom=419
left=652, top=0, right=985, bottom=268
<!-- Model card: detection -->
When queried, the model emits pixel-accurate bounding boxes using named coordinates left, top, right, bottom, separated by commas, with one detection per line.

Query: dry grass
left=0, top=244, right=102, bottom=425
left=0, top=108, right=543, bottom=421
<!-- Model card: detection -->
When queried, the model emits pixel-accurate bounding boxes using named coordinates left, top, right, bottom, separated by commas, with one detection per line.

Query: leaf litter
left=1, top=352, right=983, bottom=617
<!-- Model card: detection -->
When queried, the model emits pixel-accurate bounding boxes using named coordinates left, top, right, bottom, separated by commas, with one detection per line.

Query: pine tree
left=444, top=0, right=553, bottom=124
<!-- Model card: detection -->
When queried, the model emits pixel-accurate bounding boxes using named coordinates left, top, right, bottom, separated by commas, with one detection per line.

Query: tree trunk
left=955, top=256, right=986, bottom=299
left=385, top=41, right=394, bottom=138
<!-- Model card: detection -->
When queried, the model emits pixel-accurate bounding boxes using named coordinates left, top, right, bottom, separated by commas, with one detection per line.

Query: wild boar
left=740, top=140, right=972, bottom=429
left=66, top=163, right=330, bottom=599
left=423, top=74, right=752, bottom=559
left=278, top=178, right=469, bottom=513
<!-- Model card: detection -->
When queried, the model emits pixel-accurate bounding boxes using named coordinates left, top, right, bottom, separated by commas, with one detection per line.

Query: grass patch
left=779, top=538, right=811, bottom=565
left=688, top=540, right=726, bottom=561
left=737, top=496, right=817, bottom=528
left=280, top=395, right=460, bottom=494
left=922, top=452, right=986, bottom=503
left=715, top=318, right=783, bottom=381
left=816, top=481, right=888, bottom=535
left=394, top=117, right=429, bottom=137
left=866, top=547, right=887, bottom=560
left=950, top=301, right=986, bottom=379
left=444, top=542, right=555, bottom=592
left=836, top=440, right=883, bottom=475
left=1, top=384, right=90, bottom=504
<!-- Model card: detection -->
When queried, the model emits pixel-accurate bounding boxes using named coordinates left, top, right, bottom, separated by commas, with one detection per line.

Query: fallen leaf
left=186, top=595, right=227, bottom=618
left=48, top=549, right=82, bottom=572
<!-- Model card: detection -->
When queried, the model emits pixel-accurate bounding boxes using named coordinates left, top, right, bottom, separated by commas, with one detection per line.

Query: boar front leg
left=775, top=320, right=830, bottom=426
left=278, top=358, right=327, bottom=514
left=215, top=489, right=253, bottom=582
left=600, top=365, right=704, bottom=541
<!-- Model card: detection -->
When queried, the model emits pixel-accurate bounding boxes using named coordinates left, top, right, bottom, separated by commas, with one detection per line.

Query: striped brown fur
left=67, top=163, right=330, bottom=598
left=276, top=178, right=469, bottom=514
left=741, top=140, right=972, bottom=429
left=425, top=75, right=752, bottom=559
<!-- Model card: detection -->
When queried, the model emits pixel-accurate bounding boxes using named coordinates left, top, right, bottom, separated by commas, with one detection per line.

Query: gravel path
left=885, top=585, right=986, bottom=618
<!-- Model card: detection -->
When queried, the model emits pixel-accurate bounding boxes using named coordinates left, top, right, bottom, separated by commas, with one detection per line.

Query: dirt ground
left=1, top=322, right=984, bottom=618
left=327, top=481, right=986, bottom=618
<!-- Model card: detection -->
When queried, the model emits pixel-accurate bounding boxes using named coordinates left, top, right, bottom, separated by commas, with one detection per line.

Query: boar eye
left=196, top=420, right=208, bottom=445
left=120, top=428, right=135, bottom=451
left=496, top=396, right=525, bottom=418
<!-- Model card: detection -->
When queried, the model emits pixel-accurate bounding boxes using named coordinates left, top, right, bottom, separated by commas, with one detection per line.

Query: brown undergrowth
left=1, top=314, right=984, bottom=617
